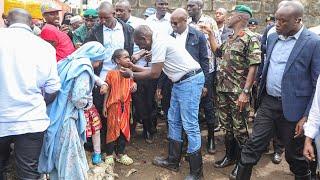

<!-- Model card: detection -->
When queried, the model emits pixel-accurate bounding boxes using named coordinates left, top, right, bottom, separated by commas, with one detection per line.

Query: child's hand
left=130, top=83, right=137, bottom=93
left=100, top=84, right=109, bottom=94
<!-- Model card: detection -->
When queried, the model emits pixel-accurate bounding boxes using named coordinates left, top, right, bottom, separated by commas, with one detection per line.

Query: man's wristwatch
left=243, top=88, right=250, bottom=94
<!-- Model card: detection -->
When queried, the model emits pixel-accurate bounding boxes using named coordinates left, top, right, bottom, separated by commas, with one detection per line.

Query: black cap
left=248, top=18, right=258, bottom=25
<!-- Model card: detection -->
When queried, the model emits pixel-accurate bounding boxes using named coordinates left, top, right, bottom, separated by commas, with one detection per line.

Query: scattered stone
left=125, top=168, right=138, bottom=177
left=155, top=172, right=171, bottom=180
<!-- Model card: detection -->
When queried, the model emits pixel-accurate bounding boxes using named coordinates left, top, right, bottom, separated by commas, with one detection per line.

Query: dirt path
left=91, top=120, right=292, bottom=180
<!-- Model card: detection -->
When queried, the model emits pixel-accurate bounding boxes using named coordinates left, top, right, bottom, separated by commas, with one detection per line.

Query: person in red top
left=40, top=2, right=75, bottom=61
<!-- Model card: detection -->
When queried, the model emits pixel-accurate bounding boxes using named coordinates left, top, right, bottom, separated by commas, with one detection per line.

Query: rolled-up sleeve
left=304, top=76, right=320, bottom=139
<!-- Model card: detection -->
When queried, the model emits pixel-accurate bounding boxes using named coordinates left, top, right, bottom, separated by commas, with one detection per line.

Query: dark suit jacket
left=258, top=28, right=320, bottom=122
left=220, top=26, right=233, bottom=44
left=84, top=18, right=134, bottom=58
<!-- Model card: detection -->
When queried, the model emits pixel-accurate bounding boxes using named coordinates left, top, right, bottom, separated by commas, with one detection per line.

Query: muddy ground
left=5, top=119, right=292, bottom=180
left=89, top=120, right=292, bottom=180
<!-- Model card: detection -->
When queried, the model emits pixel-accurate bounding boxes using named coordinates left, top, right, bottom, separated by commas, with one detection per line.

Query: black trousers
left=106, top=133, right=126, bottom=155
left=161, top=79, right=173, bottom=118
left=200, top=72, right=215, bottom=125
left=272, top=131, right=285, bottom=154
left=0, top=132, right=44, bottom=180
left=132, top=79, right=158, bottom=135
left=240, top=94, right=309, bottom=176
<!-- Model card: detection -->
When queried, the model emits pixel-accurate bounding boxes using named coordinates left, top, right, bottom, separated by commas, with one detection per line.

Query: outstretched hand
left=198, top=24, right=213, bottom=35
left=120, top=67, right=133, bottom=78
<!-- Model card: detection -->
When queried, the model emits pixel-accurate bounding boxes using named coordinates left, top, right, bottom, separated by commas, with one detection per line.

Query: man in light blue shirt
left=0, top=9, right=60, bottom=179
left=266, top=26, right=304, bottom=97
left=84, top=1, right=134, bottom=148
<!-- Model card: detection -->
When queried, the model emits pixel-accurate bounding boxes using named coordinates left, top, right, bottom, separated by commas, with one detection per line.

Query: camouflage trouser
left=217, top=92, right=249, bottom=146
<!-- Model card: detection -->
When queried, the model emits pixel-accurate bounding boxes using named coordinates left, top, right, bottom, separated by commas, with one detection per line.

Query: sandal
left=105, top=155, right=115, bottom=166
left=116, top=154, right=133, bottom=165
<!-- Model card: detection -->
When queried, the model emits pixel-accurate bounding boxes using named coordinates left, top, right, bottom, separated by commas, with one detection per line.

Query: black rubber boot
left=214, top=134, right=236, bottom=168
left=235, top=162, right=252, bottom=180
left=229, top=142, right=241, bottom=179
left=295, top=171, right=312, bottom=180
left=153, top=139, right=182, bottom=172
left=207, top=124, right=216, bottom=154
left=185, top=150, right=203, bottom=180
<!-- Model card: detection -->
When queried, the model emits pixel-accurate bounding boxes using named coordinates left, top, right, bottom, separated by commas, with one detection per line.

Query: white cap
left=70, top=15, right=82, bottom=24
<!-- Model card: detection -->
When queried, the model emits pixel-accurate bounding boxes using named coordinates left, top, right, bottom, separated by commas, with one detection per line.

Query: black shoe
left=144, top=131, right=154, bottom=144
left=207, top=124, right=216, bottom=154
left=214, top=134, right=236, bottom=168
left=271, top=152, right=282, bottom=164
left=235, top=162, right=252, bottom=180
left=152, top=139, right=182, bottom=172
left=185, top=150, right=203, bottom=180
left=295, top=171, right=312, bottom=180
left=229, top=164, right=239, bottom=180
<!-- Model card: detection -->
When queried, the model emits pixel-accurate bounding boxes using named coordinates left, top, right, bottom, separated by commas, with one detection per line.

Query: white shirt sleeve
left=43, top=49, right=61, bottom=94
left=151, top=40, right=166, bottom=63
left=304, top=76, right=320, bottom=139
left=94, top=74, right=107, bottom=86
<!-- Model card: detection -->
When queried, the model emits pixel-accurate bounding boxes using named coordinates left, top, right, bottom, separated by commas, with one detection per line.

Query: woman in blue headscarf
left=38, top=42, right=107, bottom=180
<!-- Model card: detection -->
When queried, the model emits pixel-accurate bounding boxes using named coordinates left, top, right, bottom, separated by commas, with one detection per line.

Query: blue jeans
left=168, top=72, right=205, bottom=153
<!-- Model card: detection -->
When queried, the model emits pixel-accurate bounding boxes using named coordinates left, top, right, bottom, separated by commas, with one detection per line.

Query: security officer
left=199, top=5, right=261, bottom=179
left=73, top=9, right=99, bottom=48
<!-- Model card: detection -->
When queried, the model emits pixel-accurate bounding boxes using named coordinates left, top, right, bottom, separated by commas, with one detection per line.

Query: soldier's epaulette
left=240, top=29, right=258, bottom=42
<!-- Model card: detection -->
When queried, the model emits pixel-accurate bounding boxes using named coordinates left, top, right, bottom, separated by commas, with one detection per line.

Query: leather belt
left=268, top=94, right=282, bottom=101
left=175, top=69, right=202, bottom=84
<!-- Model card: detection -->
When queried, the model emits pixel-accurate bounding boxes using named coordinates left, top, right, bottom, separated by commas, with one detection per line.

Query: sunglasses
left=171, top=21, right=178, bottom=26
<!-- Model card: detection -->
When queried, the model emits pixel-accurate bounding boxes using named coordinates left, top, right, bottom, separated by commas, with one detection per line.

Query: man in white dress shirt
left=146, top=0, right=173, bottom=35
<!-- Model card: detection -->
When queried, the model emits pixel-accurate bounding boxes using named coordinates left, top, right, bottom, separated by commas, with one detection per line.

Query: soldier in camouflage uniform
left=199, top=5, right=261, bottom=180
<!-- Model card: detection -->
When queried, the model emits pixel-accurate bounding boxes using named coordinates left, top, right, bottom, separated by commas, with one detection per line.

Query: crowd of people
left=1, top=0, right=320, bottom=179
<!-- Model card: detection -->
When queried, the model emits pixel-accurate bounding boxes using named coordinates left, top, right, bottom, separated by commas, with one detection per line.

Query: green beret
left=233, top=5, right=253, bottom=18
left=83, top=9, right=98, bottom=18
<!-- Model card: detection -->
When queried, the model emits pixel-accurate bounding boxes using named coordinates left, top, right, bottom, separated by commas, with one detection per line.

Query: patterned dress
left=49, top=72, right=91, bottom=180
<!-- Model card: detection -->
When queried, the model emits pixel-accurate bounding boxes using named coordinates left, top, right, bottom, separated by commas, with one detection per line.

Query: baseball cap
left=41, top=1, right=62, bottom=14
